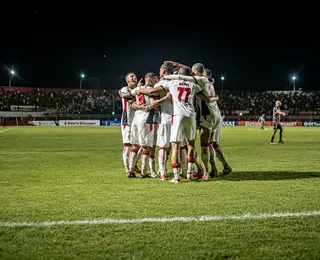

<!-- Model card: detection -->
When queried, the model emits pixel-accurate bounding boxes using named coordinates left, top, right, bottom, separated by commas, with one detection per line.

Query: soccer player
left=203, top=68, right=232, bottom=177
left=258, top=114, right=266, bottom=130
left=128, top=72, right=159, bottom=178
left=118, top=72, right=144, bottom=177
left=148, top=62, right=174, bottom=180
left=270, top=100, right=285, bottom=144
left=163, top=63, right=222, bottom=179
left=137, top=66, right=219, bottom=183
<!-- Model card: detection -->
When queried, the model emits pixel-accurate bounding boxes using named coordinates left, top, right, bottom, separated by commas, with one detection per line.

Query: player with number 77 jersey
left=136, top=78, right=217, bottom=116
left=136, top=76, right=218, bottom=141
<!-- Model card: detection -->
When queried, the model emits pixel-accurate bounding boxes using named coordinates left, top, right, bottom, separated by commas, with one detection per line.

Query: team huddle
left=118, top=61, right=232, bottom=183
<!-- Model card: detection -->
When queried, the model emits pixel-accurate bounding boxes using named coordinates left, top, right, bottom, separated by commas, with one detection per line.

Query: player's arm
left=131, top=101, right=149, bottom=112
left=276, top=109, right=286, bottom=116
left=149, top=92, right=171, bottom=108
left=164, top=60, right=190, bottom=69
left=198, top=92, right=219, bottom=103
left=194, top=83, right=219, bottom=103
left=163, top=75, right=194, bottom=82
left=136, top=86, right=163, bottom=96
left=118, top=88, right=133, bottom=100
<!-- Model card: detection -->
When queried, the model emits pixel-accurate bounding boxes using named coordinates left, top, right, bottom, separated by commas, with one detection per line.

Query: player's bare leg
left=170, top=142, right=181, bottom=183
left=200, top=127, right=212, bottom=178
left=279, top=126, right=284, bottom=143
left=128, top=144, right=141, bottom=178
left=158, top=147, right=168, bottom=180
left=180, top=145, right=188, bottom=179
left=149, top=145, right=157, bottom=177
left=270, top=124, right=278, bottom=144
left=212, top=142, right=232, bottom=176
left=134, top=147, right=142, bottom=174
left=208, top=130, right=219, bottom=178
left=140, top=146, right=151, bottom=178
left=186, top=139, right=197, bottom=180
left=123, top=143, right=131, bottom=176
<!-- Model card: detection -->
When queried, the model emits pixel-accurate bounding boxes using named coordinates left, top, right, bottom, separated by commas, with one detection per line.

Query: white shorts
left=130, top=120, right=154, bottom=147
left=211, top=123, right=222, bottom=143
left=121, top=125, right=131, bottom=144
left=211, top=112, right=222, bottom=131
left=200, top=113, right=222, bottom=131
left=199, top=115, right=213, bottom=130
left=170, top=115, right=197, bottom=143
left=156, top=123, right=171, bottom=148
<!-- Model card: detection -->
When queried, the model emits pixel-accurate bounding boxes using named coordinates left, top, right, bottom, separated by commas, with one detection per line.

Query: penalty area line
left=1, top=211, right=320, bottom=227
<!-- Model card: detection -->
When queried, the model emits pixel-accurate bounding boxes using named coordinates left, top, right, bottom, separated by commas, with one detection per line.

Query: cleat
left=193, top=170, right=204, bottom=180
left=151, top=172, right=158, bottom=178
left=270, top=142, right=277, bottom=145
left=209, top=170, right=218, bottom=178
left=160, top=175, right=167, bottom=181
left=202, top=174, right=210, bottom=180
left=169, top=178, right=181, bottom=183
left=180, top=174, right=187, bottom=179
left=279, top=140, right=284, bottom=143
left=134, top=165, right=141, bottom=174
left=222, top=167, right=232, bottom=176
left=127, top=172, right=136, bottom=178
left=140, top=174, right=151, bottom=178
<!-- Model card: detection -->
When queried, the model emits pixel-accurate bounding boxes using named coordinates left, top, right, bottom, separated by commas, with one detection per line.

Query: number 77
left=178, top=87, right=191, bottom=103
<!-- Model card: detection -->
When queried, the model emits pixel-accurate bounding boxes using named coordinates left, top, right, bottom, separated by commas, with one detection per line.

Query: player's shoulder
left=155, top=79, right=169, bottom=88
left=194, top=75, right=208, bottom=82
left=120, top=86, right=129, bottom=93
left=194, top=76, right=208, bottom=86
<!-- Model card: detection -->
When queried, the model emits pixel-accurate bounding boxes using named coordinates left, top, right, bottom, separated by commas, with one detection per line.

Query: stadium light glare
left=221, top=76, right=225, bottom=80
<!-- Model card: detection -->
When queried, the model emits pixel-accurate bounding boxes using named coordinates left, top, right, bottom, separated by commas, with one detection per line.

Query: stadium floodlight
left=221, top=76, right=225, bottom=80
left=9, top=69, right=15, bottom=87
left=80, top=73, right=85, bottom=89
left=292, top=76, right=296, bottom=91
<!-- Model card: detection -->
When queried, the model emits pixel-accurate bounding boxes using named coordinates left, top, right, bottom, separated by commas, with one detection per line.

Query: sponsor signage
left=59, top=120, right=100, bottom=126
left=102, top=120, right=121, bottom=126
left=221, top=121, right=238, bottom=126
left=28, top=120, right=59, bottom=126
left=303, top=122, right=320, bottom=127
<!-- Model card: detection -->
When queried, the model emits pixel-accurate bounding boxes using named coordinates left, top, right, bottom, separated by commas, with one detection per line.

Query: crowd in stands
left=0, top=86, right=319, bottom=116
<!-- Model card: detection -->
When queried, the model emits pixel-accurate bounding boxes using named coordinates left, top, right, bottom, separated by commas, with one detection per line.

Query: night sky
left=1, top=18, right=319, bottom=92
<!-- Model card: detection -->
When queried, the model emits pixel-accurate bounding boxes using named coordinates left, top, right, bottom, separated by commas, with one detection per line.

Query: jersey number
left=178, top=87, right=191, bottom=103
left=137, top=94, right=146, bottom=105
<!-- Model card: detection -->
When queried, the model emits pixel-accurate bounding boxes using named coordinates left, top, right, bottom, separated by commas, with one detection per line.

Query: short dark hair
left=144, top=72, right=157, bottom=81
left=161, top=61, right=173, bottom=75
left=192, top=63, right=205, bottom=74
left=204, top=68, right=212, bottom=78
left=179, top=66, right=191, bottom=76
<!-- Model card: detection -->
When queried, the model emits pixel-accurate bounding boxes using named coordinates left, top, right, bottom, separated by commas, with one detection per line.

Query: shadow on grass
left=217, top=171, right=320, bottom=181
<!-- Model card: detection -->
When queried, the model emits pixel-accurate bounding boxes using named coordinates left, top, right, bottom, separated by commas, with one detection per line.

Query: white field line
left=0, top=127, right=17, bottom=133
left=1, top=211, right=319, bottom=228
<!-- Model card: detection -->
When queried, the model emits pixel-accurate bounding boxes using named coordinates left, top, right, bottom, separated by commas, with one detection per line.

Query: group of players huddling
left=118, top=61, right=232, bottom=183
